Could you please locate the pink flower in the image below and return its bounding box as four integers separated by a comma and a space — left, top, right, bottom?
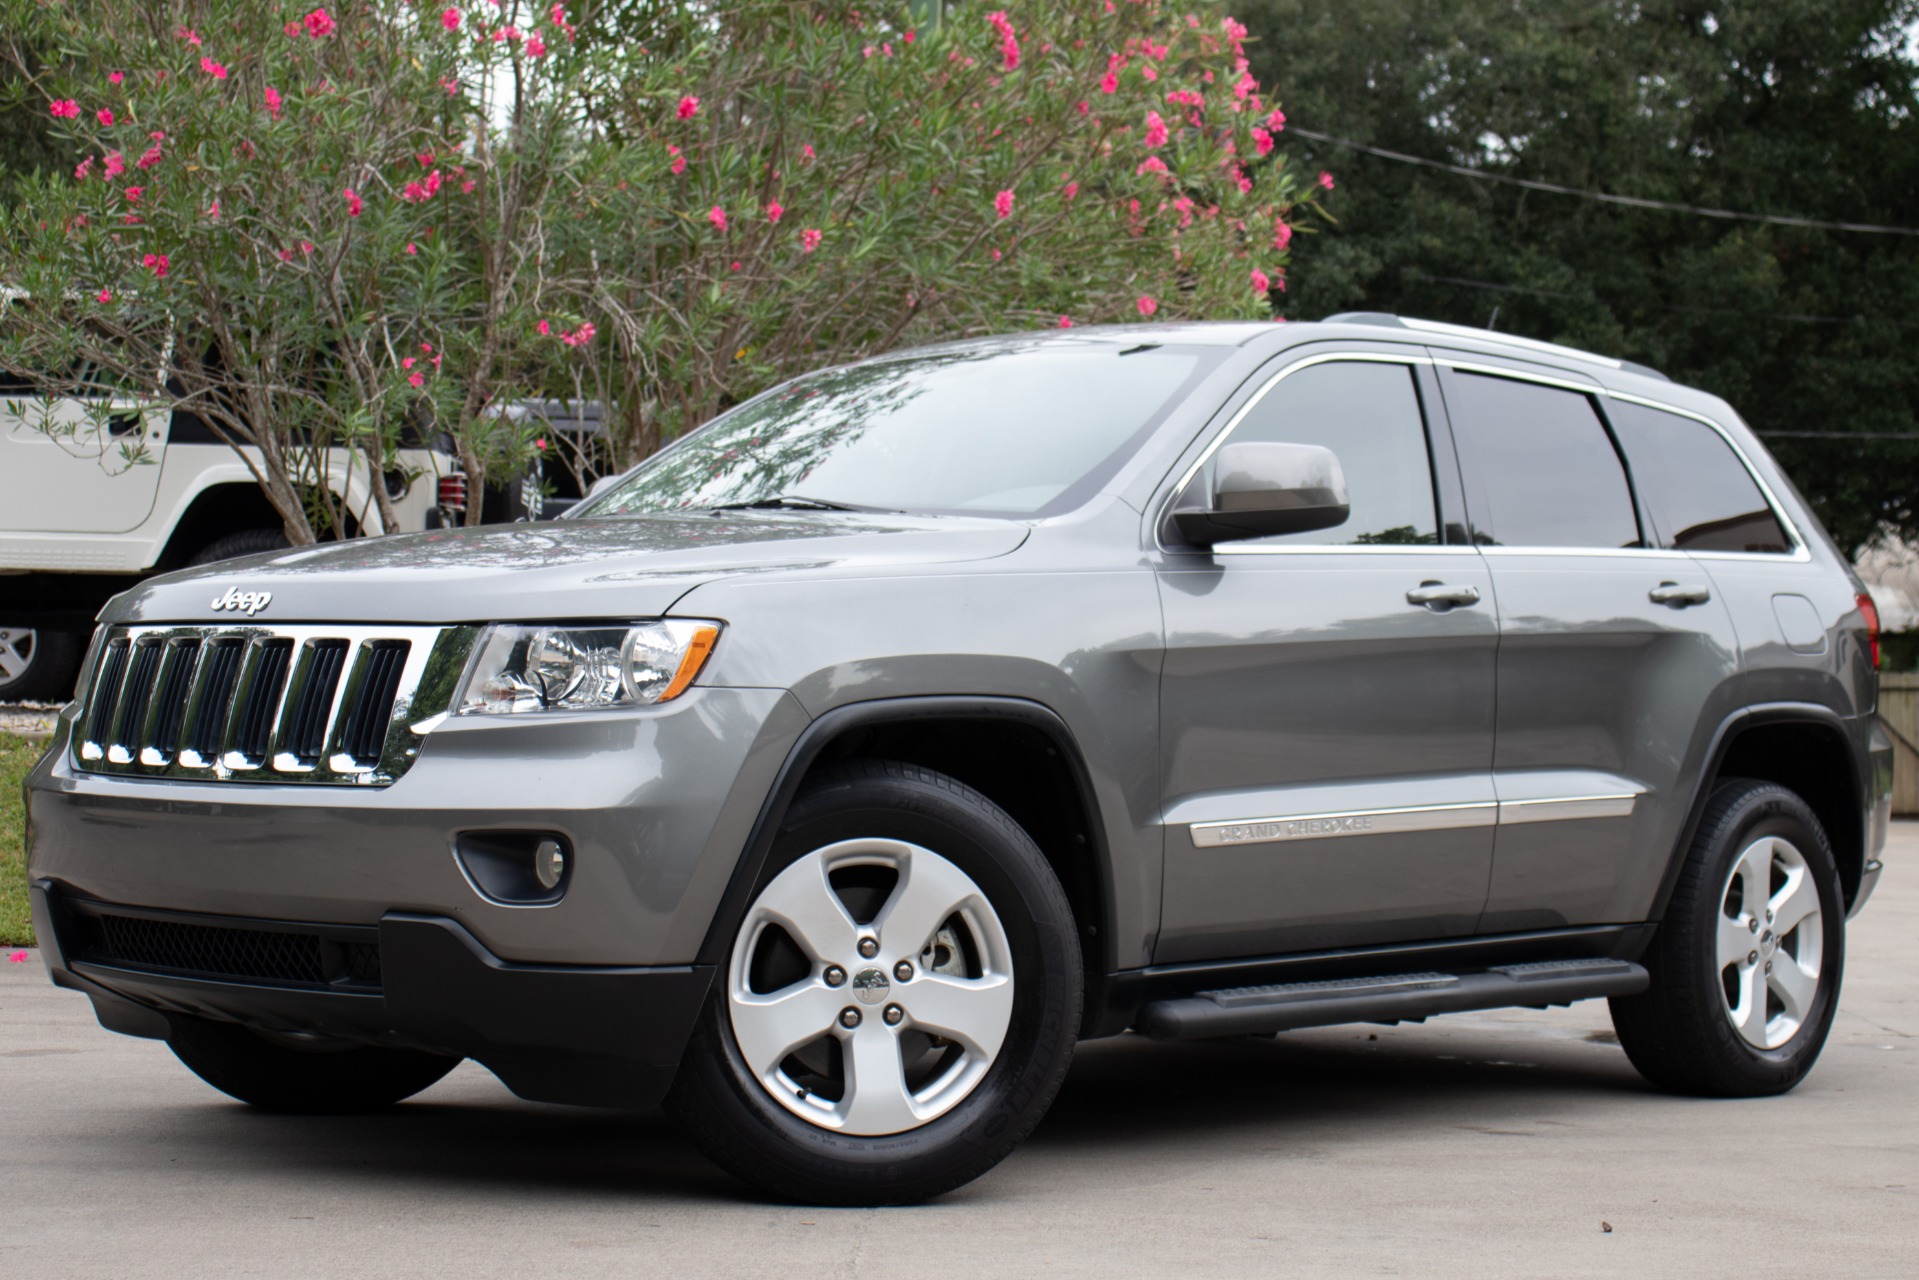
421, 342, 434, 353
677, 95, 699, 120
561, 321, 596, 346
303, 8, 336, 38
96, 108, 114, 126
994, 188, 1014, 218
1251, 126, 1274, 156
108, 71, 124, 85
1273, 218, 1293, 251
1099, 72, 1118, 94
96, 288, 112, 303
708, 205, 728, 231
103, 152, 124, 177
905, 29, 916, 42
1058, 315, 1074, 327
1136, 156, 1169, 177
300, 240, 315, 254
406, 242, 418, 255
987, 10, 1020, 70
1136, 295, 1157, 317
124, 185, 144, 202
1317, 170, 1335, 190
200, 57, 229, 80
205, 200, 220, 219
136, 144, 163, 170
1076, 99, 1089, 115
408, 372, 425, 388
667, 144, 686, 175
535, 437, 547, 450
1166, 89, 1204, 109
801, 143, 815, 163
176, 26, 201, 45
1062, 180, 1079, 200
49, 99, 79, 119
403, 357, 416, 369
264, 86, 283, 119
1266, 107, 1286, 132
6, 950, 26, 964
730, 260, 742, 271
765, 200, 784, 223
536, 319, 551, 336
74, 157, 93, 179
441, 7, 461, 31
1251, 267, 1270, 293
1144, 110, 1168, 149
800, 227, 821, 253
526, 34, 546, 56
344, 188, 363, 217
142, 252, 169, 278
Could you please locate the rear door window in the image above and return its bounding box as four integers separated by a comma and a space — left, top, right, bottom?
1215, 360, 1440, 546
1605, 401, 1791, 553
1444, 371, 1642, 549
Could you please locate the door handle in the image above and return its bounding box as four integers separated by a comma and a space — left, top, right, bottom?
1649, 581, 1712, 607
1406, 581, 1482, 610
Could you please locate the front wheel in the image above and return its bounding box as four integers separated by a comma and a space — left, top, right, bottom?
1610, 779, 1845, 1096
167, 1015, 461, 1113
667, 761, 1082, 1205
0, 625, 82, 701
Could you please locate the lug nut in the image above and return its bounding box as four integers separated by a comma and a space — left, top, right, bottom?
1766, 909, 1774, 923
883, 1004, 904, 1026
894, 960, 914, 982
1749, 918, 1759, 933
840, 1007, 862, 1029
858, 937, 879, 959
824, 965, 847, 988
1765, 961, 1774, 975
1748, 950, 1759, 964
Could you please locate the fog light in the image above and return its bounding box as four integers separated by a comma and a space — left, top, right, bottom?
534, 839, 566, 890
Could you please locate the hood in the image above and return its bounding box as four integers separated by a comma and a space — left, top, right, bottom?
108, 511, 1031, 625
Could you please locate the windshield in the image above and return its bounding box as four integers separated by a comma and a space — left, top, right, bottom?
576, 341, 1221, 519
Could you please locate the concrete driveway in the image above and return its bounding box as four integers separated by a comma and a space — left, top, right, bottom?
5, 827, 1915, 1278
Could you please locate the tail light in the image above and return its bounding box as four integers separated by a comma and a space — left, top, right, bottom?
1857, 592, 1881, 670
437, 473, 468, 513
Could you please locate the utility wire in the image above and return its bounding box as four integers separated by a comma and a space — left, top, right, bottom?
1289, 127, 1919, 237
1402, 268, 1889, 327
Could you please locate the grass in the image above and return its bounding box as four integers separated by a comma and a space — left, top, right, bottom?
1, 732, 43, 947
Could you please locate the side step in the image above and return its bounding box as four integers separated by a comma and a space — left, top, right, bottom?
1134, 958, 1649, 1042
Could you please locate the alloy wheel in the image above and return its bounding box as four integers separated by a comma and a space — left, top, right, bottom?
1717, 835, 1823, 1050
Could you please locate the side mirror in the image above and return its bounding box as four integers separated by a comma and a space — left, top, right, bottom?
1173, 442, 1350, 547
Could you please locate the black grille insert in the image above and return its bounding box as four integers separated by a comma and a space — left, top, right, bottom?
285, 640, 349, 765
87, 639, 131, 747
184, 638, 244, 759
150, 639, 201, 758
232, 639, 293, 763
340, 641, 410, 766
73, 910, 381, 990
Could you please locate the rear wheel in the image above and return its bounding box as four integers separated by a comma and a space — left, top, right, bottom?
1610, 779, 1844, 1096
667, 761, 1081, 1205
166, 1015, 460, 1113
0, 625, 82, 701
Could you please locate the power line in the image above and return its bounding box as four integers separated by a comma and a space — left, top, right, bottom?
1289, 127, 1919, 237
1402, 268, 1888, 326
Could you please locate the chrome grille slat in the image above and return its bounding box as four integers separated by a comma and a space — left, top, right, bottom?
69, 623, 469, 787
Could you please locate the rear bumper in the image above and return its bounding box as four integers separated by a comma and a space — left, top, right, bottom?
1857, 717, 1895, 916
33, 880, 712, 1108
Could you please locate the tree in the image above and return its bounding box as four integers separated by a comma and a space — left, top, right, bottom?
1, 0, 1327, 541
1237, 0, 1919, 553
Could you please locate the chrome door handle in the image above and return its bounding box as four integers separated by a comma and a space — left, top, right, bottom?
1649, 582, 1712, 607
1406, 582, 1482, 610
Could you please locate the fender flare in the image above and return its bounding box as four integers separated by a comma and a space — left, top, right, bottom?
692, 695, 1115, 974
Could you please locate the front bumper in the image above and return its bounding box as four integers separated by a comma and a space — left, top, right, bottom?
32, 882, 709, 1108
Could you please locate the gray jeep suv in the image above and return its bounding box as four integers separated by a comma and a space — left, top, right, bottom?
25, 314, 1894, 1204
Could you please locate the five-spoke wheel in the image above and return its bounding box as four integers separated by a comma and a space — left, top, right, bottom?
669, 761, 1081, 1205
1613, 778, 1844, 1096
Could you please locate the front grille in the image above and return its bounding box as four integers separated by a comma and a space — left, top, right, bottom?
70, 909, 382, 991
73, 623, 469, 785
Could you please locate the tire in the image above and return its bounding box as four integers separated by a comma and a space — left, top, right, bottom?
1610, 778, 1845, 1096
667, 760, 1082, 1205
167, 1015, 461, 1114
188, 528, 290, 566
0, 625, 82, 701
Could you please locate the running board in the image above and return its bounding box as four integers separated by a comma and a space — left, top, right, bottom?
1133, 958, 1649, 1041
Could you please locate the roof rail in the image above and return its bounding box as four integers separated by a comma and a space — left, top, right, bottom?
1320, 312, 1668, 381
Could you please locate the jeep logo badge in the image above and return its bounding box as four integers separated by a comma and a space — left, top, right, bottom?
209, 587, 273, 616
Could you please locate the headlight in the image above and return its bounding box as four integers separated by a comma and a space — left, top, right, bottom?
454, 620, 722, 715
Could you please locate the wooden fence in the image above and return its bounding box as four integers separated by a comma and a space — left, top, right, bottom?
1882, 673, 1919, 816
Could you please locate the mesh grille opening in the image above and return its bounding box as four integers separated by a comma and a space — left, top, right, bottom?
75, 912, 382, 990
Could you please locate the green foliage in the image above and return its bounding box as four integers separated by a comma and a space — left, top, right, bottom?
0, 733, 38, 947
0, 0, 1324, 534
1239, 0, 1919, 553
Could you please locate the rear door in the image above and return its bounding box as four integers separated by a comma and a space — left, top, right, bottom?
1433, 359, 1743, 931
1154, 349, 1500, 962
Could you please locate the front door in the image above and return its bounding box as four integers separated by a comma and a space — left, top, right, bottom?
1433, 361, 1744, 933
1155, 352, 1500, 963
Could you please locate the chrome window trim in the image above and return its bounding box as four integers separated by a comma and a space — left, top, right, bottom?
1153, 350, 1448, 558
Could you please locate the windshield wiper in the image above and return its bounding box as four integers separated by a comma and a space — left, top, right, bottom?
703, 495, 896, 514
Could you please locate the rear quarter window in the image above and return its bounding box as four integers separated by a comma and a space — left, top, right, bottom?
1605, 401, 1791, 554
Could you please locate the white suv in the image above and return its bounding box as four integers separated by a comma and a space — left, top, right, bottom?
1, 375, 454, 699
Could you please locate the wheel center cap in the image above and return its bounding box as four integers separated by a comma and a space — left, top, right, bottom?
851, 967, 891, 1005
